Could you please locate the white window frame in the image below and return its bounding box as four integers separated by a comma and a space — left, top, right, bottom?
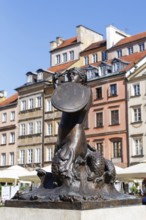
2, 133, 7, 145
133, 107, 141, 122
1, 153, 6, 166
20, 123, 26, 136
63, 52, 67, 62
47, 100, 53, 112
69, 50, 74, 60
9, 152, 14, 165
27, 149, 33, 164
133, 137, 143, 156
10, 132, 15, 144
21, 100, 26, 111
28, 98, 34, 109
46, 146, 52, 161
92, 54, 98, 63
2, 112, 7, 123
36, 121, 41, 134
84, 56, 89, 65
56, 54, 61, 64
19, 150, 25, 164
132, 83, 140, 96
28, 122, 33, 135
36, 96, 42, 108
10, 111, 15, 121
35, 148, 41, 163
47, 123, 52, 135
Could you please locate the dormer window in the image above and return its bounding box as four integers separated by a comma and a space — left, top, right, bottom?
37, 72, 43, 81
128, 46, 133, 55
117, 49, 122, 58
27, 75, 33, 83
63, 53, 67, 62
84, 56, 89, 65
56, 54, 61, 64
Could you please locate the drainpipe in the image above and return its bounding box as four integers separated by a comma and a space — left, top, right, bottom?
125, 77, 130, 167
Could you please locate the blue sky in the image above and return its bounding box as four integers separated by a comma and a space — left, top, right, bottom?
0, 0, 146, 97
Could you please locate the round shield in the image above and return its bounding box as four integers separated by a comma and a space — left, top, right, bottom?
51, 82, 91, 112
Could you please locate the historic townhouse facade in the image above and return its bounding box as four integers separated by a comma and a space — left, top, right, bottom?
0, 93, 18, 168
126, 56, 146, 165
15, 69, 53, 169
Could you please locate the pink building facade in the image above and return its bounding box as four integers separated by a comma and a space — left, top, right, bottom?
85, 73, 128, 168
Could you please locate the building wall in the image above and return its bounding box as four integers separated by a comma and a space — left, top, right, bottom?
85, 75, 128, 167
0, 104, 18, 167
127, 63, 146, 164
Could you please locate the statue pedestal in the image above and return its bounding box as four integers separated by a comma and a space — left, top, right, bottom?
0, 204, 146, 220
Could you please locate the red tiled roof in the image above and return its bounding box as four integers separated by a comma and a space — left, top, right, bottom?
112, 31, 146, 48
0, 93, 18, 107
120, 50, 146, 63
48, 60, 79, 73
81, 40, 106, 53
51, 37, 78, 51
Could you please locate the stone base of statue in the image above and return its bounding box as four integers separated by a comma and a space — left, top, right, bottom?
1, 202, 146, 220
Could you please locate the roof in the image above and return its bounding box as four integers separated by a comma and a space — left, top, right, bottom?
111, 31, 146, 49
0, 93, 18, 107
51, 37, 78, 51
81, 40, 106, 54
48, 59, 79, 72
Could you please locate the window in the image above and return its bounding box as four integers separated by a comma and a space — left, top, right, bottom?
28, 98, 33, 109
9, 152, 14, 165
70, 51, 74, 60
10, 132, 15, 144
37, 72, 43, 81
36, 121, 41, 134
113, 140, 122, 158
27, 75, 33, 83
117, 49, 122, 58
128, 46, 133, 55
27, 149, 33, 164
102, 51, 106, 61
36, 96, 42, 108
133, 107, 141, 122
35, 148, 41, 163
1, 133, 6, 145
56, 55, 60, 64
20, 124, 26, 136
47, 123, 52, 135
28, 122, 33, 135
96, 112, 103, 127
96, 142, 103, 155
63, 53, 67, 62
111, 110, 119, 125
84, 56, 89, 65
133, 137, 143, 156
19, 150, 25, 164
92, 54, 98, 63
139, 43, 145, 52
47, 100, 53, 111
46, 146, 53, 161
2, 113, 7, 123
109, 84, 117, 96
132, 84, 140, 96
1, 153, 6, 166
21, 100, 26, 111
96, 87, 102, 99
10, 111, 15, 121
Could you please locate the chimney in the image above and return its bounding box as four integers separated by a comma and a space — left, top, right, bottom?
0, 90, 7, 103
56, 36, 63, 46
